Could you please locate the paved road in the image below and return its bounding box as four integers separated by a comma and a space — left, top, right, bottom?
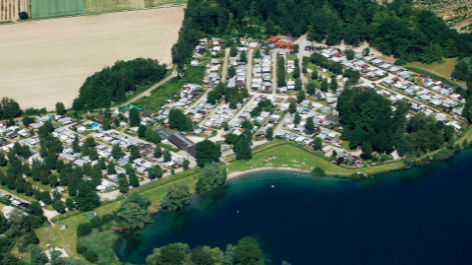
247, 49, 253, 90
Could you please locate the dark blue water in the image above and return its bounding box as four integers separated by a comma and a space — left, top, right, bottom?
115, 148, 472, 265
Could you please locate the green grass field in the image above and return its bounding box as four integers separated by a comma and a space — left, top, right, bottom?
405, 58, 458, 80
144, 0, 186, 8
227, 141, 403, 177
84, 0, 144, 13
31, 0, 85, 19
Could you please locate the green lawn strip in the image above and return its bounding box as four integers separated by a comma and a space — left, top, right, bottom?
134, 66, 206, 112
157, 143, 180, 153
404, 66, 462, 89
145, 0, 187, 8
405, 58, 458, 80
227, 141, 402, 177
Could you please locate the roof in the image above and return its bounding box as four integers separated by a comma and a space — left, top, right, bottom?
168, 133, 196, 157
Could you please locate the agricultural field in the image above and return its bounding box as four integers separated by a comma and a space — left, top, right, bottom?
84, 0, 144, 13
31, 0, 85, 19
0, 7, 184, 109
145, 0, 186, 8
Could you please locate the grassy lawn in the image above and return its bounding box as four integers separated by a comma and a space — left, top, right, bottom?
84, 0, 145, 13
134, 66, 206, 112
227, 141, 403, 177
145, 0, 187, 7
405, 58, 458, 80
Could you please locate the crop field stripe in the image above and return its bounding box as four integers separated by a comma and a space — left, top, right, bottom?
31, 0, 85, 19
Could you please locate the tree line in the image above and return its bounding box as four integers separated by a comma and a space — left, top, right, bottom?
337, 88, 455, 158
172, 0, 462, 67
73, 58, 167, 110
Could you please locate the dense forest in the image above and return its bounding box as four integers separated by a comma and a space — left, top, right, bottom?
73, 58, 167, 110
337, 88, 455, 157
172, 0, 460, 66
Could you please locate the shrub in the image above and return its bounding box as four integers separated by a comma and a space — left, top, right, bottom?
394, 59, 406, 66
433, 149, 453, 161
83, 250, 99, 263
76, 244, 87, 254
76, 223, 92, 237
90, 216, 102, 228
311, 167, 326, 177
101, 214, 114, 224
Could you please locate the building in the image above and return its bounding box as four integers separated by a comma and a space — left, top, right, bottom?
168, 133, 196, 157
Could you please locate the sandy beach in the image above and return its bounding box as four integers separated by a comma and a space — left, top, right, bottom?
0, 6, 183, 109
227, 167, 311, 180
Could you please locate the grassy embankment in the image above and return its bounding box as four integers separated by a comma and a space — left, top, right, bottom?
133, 66, 206, 112
145, 0, 187, 8
226, 139, 403, 177
405, 58, 465, 89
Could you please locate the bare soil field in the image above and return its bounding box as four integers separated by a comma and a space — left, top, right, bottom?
0, 6, 183, 109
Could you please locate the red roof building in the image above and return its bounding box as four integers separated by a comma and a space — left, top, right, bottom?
269, 36, 280, 43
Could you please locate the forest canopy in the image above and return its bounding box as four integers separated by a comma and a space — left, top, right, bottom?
173, 0, 459, 66
73, 58, 167, 110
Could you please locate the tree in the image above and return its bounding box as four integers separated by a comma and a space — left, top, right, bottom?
40, 191, 51, 205
145, 127, 154, 142
230, 46, 238, 57
364, 47, 370, 56
331, 76, 338, 92
361, 143, 373, 159
55, 102, 66, 116
306, 117, 314, 130
0, 153, 7, 167
0, 97, 22, 119
266, 127, 273, 141
117, 203, 151, 230
234, 138, 251, 160
138, 125, 147, 138
297, 90, 306, 103
295, 78, 302, 90
168, 109, 192, 131
107, 161, 116, 174
195, 139, 221, 167
112, 145, 122, 160
146, 243, 190, 265
160, 182, 191, 212
154, 146, 163, 158
130, 146, 140, 162
74, 181, 100, 211
321, 78, 329, 92
66, 197, 74, 211
54, 200, 66, 214
122, 192, 151, 210
463, 139, 470, 149
196, 162, 226, 194
294, 112, 301, 125
346, 49, 355, 60
28, 244, 49, 265
254, 49, 261, 59
129, 171, 139, 188
306, 83, 316, 95
163, 150, 172, 162
233, 237, 263, 265
289, 100, 297, 114
228, 66, 236, 78
314, 137, 322, 150
129, 108, 140, 127
76, 223, 92, 237
29, 201, 43, 216
311, 69, 318, 80
118, 173, 129, 193
183, 159, 190, 171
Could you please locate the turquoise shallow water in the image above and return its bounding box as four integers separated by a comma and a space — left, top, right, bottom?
116, 148, 472, 265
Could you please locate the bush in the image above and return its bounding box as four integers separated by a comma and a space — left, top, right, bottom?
90, 216, 102, 228
394, 59, 406, 66
101, 213, 114, 224
83, 250, 99, 263
433, 149, 453, 161
311, 167, 326, 177
76, 244, 87, 254
76, 223, 92, 237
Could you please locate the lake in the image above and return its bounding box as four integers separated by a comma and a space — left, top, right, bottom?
115, 148, 472, 265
